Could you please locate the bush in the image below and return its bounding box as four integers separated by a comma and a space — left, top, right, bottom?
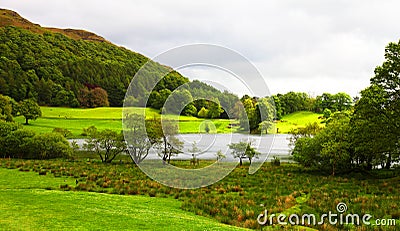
23, 133, 72, 159
0, 120, 21, 137
2, 129, 36, 158
52, 127, 73, 138
271, 156, 281, 166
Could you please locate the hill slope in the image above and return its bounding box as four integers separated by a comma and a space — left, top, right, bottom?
0, 8, 239, 114
0, 8, 188, 107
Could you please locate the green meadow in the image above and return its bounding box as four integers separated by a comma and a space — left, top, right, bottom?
14, 107, 238, 137
14, 107, 321, 137
275, 111, 324, 134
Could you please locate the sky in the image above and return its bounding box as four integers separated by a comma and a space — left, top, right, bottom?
2, 0, 400, 97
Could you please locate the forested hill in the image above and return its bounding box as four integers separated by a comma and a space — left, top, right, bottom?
0, 8, 201, 107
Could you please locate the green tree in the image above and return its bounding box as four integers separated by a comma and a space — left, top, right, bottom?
0, 94, 17, 122
215, 150, 226, 161
84, 129, 126, 163
331, 92, 353, 111
207, 98, 223, 119
369, 39, 400, 168
351, 85, 396, 170
291, 114, 352, 175
124, 113, 152, 164
145, 118, 182, 164
163, 89, 193, 115
18, 99, 42, 125
228, 141, 259, 166
197, 107, 209, 118
323, 108, 332, 119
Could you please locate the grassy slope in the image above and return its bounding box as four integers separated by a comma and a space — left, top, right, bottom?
14, 107, 236, 137
0, 168, 246, 231
275, 111, 323, 134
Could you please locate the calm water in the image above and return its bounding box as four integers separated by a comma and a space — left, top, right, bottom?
71, 133, 293, 162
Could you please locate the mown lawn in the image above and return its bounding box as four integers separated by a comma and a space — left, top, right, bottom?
0, 168, 247, 231
275, 111, 323, 134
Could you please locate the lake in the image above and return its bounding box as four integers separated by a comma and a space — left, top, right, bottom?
70, 133, 293, 162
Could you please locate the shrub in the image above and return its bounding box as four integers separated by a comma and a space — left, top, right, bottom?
52, 127, 73, 138
3, 129, 36, 158
23, 133, 73, 159
271, 156, 281, 166
0, 120, 21, 137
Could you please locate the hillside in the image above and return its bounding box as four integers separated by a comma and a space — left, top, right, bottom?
0, 9, 108, 42
0, 8, 239, 115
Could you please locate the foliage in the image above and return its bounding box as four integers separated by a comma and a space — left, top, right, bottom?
228, 141, 260, 166
78, 87, 109, 108
288, 122, 323, 145
0, 94, 17, 121
146, 118, 183, 164
124, 113, 152, 164
238, 96, 275, 133
369, 39, 400, 168
23, 132, 73, 159
215, 150, 226, 161
52, 127, 72, 138
322, 108, 331, 119
163, 89, 193, 115
18, 98, 42, 124
1, 128, 35, 158
197, 107, 209, 118
271, 156, 281, 166
83, 128, 127, 163
0, 122, 72, 159
292, 114, 352, 175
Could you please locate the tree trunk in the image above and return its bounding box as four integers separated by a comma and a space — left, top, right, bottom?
239, 157, 242, 166
25, 118, 29, 125
385, 153, 392, 169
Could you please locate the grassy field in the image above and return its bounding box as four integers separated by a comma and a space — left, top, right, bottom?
1, 156, 399, 230
14, 107, 323, 137
275, 111, 323, 134
14, 107, 237, 137
0, 168, 247, 230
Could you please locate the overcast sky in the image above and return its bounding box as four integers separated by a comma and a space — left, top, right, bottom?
2, 0, 400, 97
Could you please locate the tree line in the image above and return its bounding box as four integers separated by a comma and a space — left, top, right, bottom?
272, 91, 354, 119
